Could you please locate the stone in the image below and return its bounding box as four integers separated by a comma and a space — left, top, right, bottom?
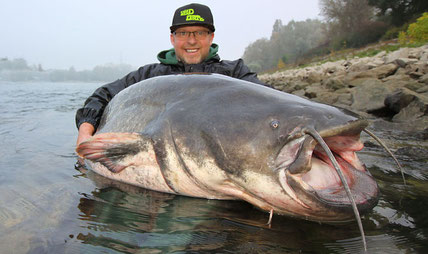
346, 63, 398, 80
384, 88, 417, 113
347, 77, 381, 88
404, 82, 426, 92
374, 51, 387, 58
304, 83, 325, 99
312, 91, 338, 105
419, 73, 428, 85
306, 71, 324, 83
388, 88, 428, 126
335, 92, 352, 106
393, 101, 427, 122
259, 44, 428, 131
395, 58, 418, 68
384, 47, 410, 63
369, 63, 399, 79
323, 76, 346, 90
350, 79, 393, 112
367, 58, 385, 69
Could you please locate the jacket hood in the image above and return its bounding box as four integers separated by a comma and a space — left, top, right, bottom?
157, 43, 219, 65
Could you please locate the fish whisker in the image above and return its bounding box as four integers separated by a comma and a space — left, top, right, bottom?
363, 129, 406, 185
267, 208, 274, 228
304, 127, 367, 252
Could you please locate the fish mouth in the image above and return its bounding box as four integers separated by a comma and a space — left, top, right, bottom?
275, 120, 379, 221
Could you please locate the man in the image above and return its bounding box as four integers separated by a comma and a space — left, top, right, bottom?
76, 3, 265, 146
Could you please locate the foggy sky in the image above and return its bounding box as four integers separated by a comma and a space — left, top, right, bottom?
0, 0, 320, 70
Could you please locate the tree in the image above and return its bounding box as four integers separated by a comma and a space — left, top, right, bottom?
368, 0, 428, 26
242, 19, 325, 72
320, 0, 375, 35
242, 38, 273, 72
320, 0, 387, 48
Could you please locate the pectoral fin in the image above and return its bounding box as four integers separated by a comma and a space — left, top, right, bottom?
76, 132, 151, 173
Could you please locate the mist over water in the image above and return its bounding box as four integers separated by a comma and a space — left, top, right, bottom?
0, 81, 427, 253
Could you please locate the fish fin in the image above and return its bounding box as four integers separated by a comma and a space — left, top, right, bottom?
76, 132, 149, 173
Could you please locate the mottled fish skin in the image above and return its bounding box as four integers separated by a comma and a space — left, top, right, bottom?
77, 73, 379, 222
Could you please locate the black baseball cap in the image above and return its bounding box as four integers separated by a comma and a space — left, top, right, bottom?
170, 3, 215, 33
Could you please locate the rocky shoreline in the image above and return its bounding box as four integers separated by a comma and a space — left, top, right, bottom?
259, 44, 428, 133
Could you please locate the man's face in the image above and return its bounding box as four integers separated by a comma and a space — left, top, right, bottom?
170, 26, 214, 64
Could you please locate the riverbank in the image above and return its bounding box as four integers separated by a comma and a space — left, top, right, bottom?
259, 44, 428, 133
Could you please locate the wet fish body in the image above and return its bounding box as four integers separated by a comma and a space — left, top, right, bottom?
77, 73, 379, 222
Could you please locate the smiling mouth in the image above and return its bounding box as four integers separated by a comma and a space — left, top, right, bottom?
275, 123, 379, 212
186, 49, 198, 53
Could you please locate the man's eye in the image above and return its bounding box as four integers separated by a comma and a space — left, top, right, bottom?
179, 32, 187, 36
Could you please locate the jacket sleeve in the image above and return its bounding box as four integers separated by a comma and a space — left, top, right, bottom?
229, 59, 269, 87
75, 65, 155, 130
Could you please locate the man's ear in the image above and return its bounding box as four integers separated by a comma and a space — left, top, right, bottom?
209, 32, 214, 44
170, 33, 175, 47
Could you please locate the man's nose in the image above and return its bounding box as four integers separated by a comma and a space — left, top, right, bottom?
186, 33, 197, 43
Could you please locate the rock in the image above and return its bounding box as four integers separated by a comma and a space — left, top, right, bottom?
367, 58, 385, 69
347, 57, 372, 72
322, 76, 346, 90
388, 89, 428, 128
416, 85, 428, 93
346, 63, 398, 80
368, 63, 399, 79
384, 88, 417, 113
259, 44, 428, 131
393, 101, 428, 121
409, 47, 426, 59
420, 51, 428, 61
411, 62, 428, 75
335, 91, 353, 106
350, 78, 393, 112
419, 73, 428, 84
405, 82, 426, 92
292, 89, 306, 98
322, 61, 345, 74
374, 51, 387, 58
395, 58, 418, 68
304, 83, 325, 99
347, 77, 381, 87
381, 75, 422, 93
384, 47, 410, 63
312, 91, 338, 105
306, 71, 324, 83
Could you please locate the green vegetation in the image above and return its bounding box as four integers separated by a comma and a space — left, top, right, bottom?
243, 0, 428, 73
399, 12, 428, 44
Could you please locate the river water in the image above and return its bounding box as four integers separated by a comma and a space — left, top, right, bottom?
0, 81, 427, 253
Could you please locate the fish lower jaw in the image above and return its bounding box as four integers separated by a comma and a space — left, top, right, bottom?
301, 157, 350, 190
285, 156, 379, 209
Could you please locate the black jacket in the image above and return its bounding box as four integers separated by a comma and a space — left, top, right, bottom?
75, 44, 265, 130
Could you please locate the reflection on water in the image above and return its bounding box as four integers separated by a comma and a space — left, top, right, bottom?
0, 81, 427, 253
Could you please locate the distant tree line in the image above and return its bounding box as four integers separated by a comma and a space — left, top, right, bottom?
0, 57, 134, 82
243, 0, 428, 73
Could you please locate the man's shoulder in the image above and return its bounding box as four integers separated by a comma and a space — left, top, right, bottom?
136, 62, 172, 73
215, 58, 248, 71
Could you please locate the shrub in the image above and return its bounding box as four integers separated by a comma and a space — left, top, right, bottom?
381, 23, 409, 41
407, 12, 428, 43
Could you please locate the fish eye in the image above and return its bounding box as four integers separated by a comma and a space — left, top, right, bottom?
270, 120, 280, 129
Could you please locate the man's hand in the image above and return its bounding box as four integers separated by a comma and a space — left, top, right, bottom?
76, 122, 95, 147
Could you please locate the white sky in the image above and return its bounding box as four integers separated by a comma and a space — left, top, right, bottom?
0, 0, 320, 70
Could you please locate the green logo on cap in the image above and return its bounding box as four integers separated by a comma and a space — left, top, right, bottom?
181, 8, 194, 16
180, 8, 205, 22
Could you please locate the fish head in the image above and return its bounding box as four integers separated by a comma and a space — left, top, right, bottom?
186, 82, 379, 222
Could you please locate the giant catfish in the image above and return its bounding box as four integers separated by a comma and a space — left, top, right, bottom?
76, 73, 379, 226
